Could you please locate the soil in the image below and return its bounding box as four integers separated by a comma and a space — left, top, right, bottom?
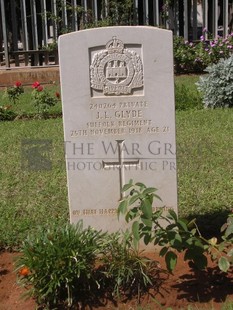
0, 251, 233, 310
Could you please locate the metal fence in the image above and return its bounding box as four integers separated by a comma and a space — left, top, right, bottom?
0, 0, 232, 68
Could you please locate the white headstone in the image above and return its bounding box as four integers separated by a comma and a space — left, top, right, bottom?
59, 26, 177, 232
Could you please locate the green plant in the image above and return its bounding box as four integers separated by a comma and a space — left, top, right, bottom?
0, 105, 16, 121
4, 81, 24, 104
173, 32, 233, 74
117, 180, 233, 273
99, 231, 159, 299
31, 81, 60, 116
196, 55, 233, 108
15, 222, 105, 308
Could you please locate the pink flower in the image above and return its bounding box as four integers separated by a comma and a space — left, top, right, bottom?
32, 81, 40, 89
15, 81, 22, 87
36, 85, 43, 92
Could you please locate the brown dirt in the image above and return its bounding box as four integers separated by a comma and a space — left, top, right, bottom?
0, 251, 233, 310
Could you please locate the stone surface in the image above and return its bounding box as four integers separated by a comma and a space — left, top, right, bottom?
59, 26, 177, 232
0, 67, 59, 87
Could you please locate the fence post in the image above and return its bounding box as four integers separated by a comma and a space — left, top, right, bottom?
203, 0, 208, 40
213, 0, 218, 38
223, 0, 229, 37
153, 0, 159, 26
0, 0, 10, 68
183, 0, 189, 40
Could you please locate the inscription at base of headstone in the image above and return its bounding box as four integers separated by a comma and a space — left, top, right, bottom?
59, 26, 177, 234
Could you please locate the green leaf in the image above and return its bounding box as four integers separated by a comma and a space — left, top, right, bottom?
117, 200, 128, 218
142, 187, 157, 195
160, 247, 168, 257
165, 251, 177, 272
227, 248, 233, 257
218, 257, 230, 273
152, 193, 162, 201
132, 221, 140, 241
225, 221, 233, 237
129, 194, 140, 206
143, 233, 151, 245
141, 216, 152, 228
177, 219, 188, 232
168, 209, 178, 222
141, 199, 152, 219
135, 182, 146, 189
122, 182, 134, 192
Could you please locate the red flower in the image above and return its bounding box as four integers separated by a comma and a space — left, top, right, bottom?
55, 92, 60, 99
32, 81, 40, 89
19, 267, 30, 276
15, 81, 22, 87
36, 85, 43, 92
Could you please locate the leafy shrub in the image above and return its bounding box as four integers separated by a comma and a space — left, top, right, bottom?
196, 55, 233, 108
4, 81, 24, 104
98, 231, 158, 298
15, 222, 105, 308
118, 180, 233, 273
31, 81, 60, 116
15, 222, 158, 308
174, 33, 233, 74
0, 105, 16, 121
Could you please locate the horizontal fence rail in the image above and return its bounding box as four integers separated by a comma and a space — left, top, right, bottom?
0, 0, 233, 68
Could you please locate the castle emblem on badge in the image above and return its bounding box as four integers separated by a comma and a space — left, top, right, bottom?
90, 37, 143, 95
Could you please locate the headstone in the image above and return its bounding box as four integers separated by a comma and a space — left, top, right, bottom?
59, 26, 177, 233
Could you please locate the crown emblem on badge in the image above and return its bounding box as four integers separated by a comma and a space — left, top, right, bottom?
90, 37, 143, 96
106, 37, 124, 54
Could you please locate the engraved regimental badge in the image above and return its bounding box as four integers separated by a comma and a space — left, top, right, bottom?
90, 37, 143, 96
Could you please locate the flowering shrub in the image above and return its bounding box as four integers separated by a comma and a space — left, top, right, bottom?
31, 81, 60, 116
174, 31, 233, 73
15, 222, 156, 308
4, 81, 24, 104
196, 55, 233, 108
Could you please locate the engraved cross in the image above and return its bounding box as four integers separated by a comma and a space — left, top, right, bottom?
102, 140, 139, 200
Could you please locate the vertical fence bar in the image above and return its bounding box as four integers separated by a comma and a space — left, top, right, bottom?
62, 0, 68, 31
192, 0, 198, 40
30, 0, 39, 65
51, 0, 58, 41
213, 0, 218, 38
143, 0, 149, 25
93, 0, 98, 23
153, 0, 159, 26
184, 0, 189, 40
41, 0, 48, 47
105, 0, 108, 18
72, 0, 78, 31
223, 0, 229, 37
81, 0, 87, 25
30, 0, 38, 50
134, 0, 138, 25
20, 0, 29, 51
203, 0, 208, 40
10, 0, 20, 66
0, 0, 10, 68
173, 0, 179, 36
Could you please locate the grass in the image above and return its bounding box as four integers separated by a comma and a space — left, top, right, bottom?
0, 109, 232, 248
0, 75, 232, 248
0, 118, 68, 248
